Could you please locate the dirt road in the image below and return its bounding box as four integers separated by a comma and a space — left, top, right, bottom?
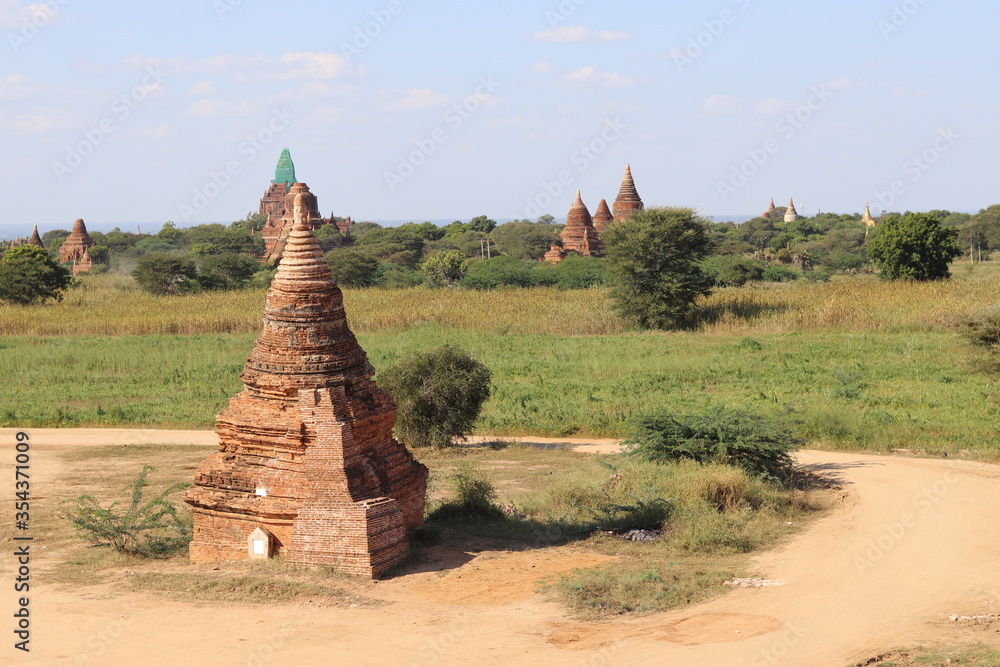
4, 428, 1000, 666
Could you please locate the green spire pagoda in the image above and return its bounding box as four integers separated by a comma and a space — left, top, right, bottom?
272, 148, 296, 185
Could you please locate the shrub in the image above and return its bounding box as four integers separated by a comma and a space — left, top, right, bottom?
380, 345, 492, 448
132, 252, 198, 295
761, 265, 798, 282
427, 467, 506, 523
701, 256, 765, 287
459, 256, 534, 289
61, 465, 191, 557
325, 249, 380, 287
625, 406, 801, 483
823, 250, 866, 272
422, 250, 468, 287
536, 255, 608, 290
867, 212, 963, 280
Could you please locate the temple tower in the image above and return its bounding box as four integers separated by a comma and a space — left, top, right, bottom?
259, 149, 297, 224
184, 220, 428, 577
592, 198, 613, 236
59, 219, 95, 263
784, 198, 800, 223
612, 164, 644, 222
761, 198, 776, 220
559, 191, 603, 258
27, 225, 44, 248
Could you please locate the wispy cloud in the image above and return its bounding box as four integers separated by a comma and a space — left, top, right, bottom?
532, 26, 630, 43
565, 66, 643, 88
379, 88, 450, 112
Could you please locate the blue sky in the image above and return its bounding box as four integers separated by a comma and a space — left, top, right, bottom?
2, 0, 998, 237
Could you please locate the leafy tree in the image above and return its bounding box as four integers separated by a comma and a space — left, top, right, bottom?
350, 221, 382, 239
197, 252, 262, 289
353, 227, 425, 268
867, 212, 962, 280
42, 229, 71, 246
761, 265, 798, 282
229, 211, 267, 233
602, 207, 714, 329
422, 250, 468, 287
399, 221, 446, 241
315, 223, 344, 247
0, 245, 73, 304
325, 249, 380, 287
88, 245, 111, 265
536, 214, 556, 225
459, 256, 534, 289
132, 252, 199, 294
380, 346, 492, 448
490, 221, 559, 260
625, 406, 801, 483
61, 465, 191, 557
468, 215, 498, 234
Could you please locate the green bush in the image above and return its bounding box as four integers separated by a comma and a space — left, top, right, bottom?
427, 467, 506, 523
60, 465, 191, 557
701, 256, 765, 287
823, 250, 866, 272
533, 255, 608, 290
131, 252, 199, 295
459, 256, 534, 289
380, 345, 492, 448
0, 245, 73, 304
761, 265, 798, 282
625, 407, 801, 483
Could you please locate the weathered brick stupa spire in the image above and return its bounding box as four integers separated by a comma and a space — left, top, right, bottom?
560, 190, 603, 257
612, 164, 644, 222
762, 197, 776, 220
784, 197, 800, 223
59, 218, 95, 263
27, 225, 44, 248
185, 219, 428, 577
592, 198, 613, 236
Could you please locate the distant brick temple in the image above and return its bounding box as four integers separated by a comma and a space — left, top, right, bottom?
59, 218, 95, 263
26, 225, 44, 248
612, 164, 644, 222
258, 149, 354, 263
546, 165, 643, 263
184, 219, 427, 578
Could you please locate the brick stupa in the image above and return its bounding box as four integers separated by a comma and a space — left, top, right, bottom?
612, 164, 644, 222
27, 225, 44, 248
59, 218, 95, 263
559, 190, 603, 257
592, 198, 613, 236
185, 218, 428, 577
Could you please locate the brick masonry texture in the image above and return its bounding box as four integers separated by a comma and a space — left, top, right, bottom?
184, 220, 428, 578
59, 218, 95, 263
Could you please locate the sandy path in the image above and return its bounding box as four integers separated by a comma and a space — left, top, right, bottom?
3, 429, 1000, 665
